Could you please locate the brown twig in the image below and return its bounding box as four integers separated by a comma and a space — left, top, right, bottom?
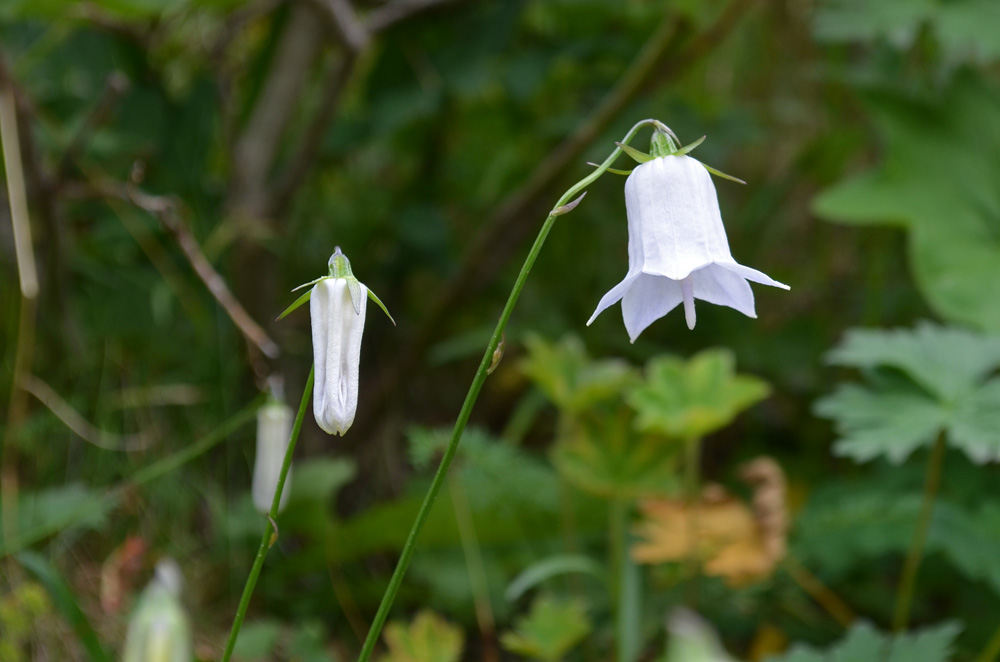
97, 174, 281, 359
353, 0, 760, 439
19, 375, 154, 452
315, 0, 371, 52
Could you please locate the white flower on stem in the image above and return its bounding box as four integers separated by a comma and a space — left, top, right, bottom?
311, 272, 367, 435
588, 147, 788, 342
252, 398, 293, 514
280, 247, 394, 436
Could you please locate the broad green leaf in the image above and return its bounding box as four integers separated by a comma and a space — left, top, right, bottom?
817, 325, 1000, 464
286, 457, 357, 504
500, 596, 590, 662
521, 335, 638, 412
627, 349, 771, 440
827, 322, 1000, 400
813, 73, 1000, 331
814, 383, 947, 464
765, 620, 961, 662
378, 611, 463, 662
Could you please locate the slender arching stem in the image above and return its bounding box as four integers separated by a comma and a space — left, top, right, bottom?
893, 432, 947, 631
355, 119, 661, 662
221, 367, 315, 662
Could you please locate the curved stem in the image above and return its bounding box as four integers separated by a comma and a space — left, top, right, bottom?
355, 119, 660, 662
893, 433, 946, 631
221, 367, 314, 662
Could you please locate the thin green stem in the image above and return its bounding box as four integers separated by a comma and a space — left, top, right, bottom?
974, 621, 1000, 662
0, 401, 257, 559
893, 433, 946, 631
609, 498, 628, 662
221, 367, 314, 662
355, 119, 661, 662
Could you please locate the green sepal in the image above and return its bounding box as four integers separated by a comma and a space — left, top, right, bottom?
674, 135, 706, 157
367, 288, 396, 326
291, 275, 326, 292
587, 162, 633, 176
347, 278, 364, 315
276, 288, 312, 321
701, 162, 746, 185
615, 142, 655, 164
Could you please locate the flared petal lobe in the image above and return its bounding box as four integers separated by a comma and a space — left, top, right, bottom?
589, 154, 788, 340
253, 400, 293, 514
311, 278, 367, 435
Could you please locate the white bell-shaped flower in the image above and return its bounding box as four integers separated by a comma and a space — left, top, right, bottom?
311, 268, 367, 436
588, 154, 788, 341
281, 247, 393, 436
252, 398, 293, 514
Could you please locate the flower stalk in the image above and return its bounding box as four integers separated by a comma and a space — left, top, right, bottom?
221, 367, 314, 662
355, 118, 662, 662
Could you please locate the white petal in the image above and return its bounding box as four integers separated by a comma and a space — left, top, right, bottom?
621, 273, 683, 342
626, 155, 734, 280
690, 265, 756, 318
587, 273, 639, 326
311, 278, 367, 435
717, 261, 790, 290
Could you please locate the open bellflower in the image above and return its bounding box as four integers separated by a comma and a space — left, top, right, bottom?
588, 132, 788, 342
281, 247, 394, 436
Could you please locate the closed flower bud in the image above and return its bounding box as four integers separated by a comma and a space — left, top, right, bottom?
311, 250, 367, 435
122, 559, 192, 662
588, 153, 788, 341
252, 399, 293, 514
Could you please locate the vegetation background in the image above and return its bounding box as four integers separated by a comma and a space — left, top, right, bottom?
2, 0, 999, 660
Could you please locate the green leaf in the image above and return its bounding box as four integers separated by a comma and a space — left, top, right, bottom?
500, 596, 591, 662
287, 457, 357, 504
505, 555, 605, 602
814, 383, 947, 464
368, 287, 397, 326
813, 73, 1000, 331
816, 324, 1000, 464
521, 334, 638, 412
765, 620, 962, 662
627, 349, 771, 440
232, 619, 282, 660
551, 405, 682, 500
378, 611, 464, 662
826, 323, 1000, 400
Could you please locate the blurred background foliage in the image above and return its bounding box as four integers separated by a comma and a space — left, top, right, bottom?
2, 0, 1000, 660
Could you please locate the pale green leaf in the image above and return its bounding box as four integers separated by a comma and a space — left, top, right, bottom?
378, 611, 463, 662
500, 596, 590, 662
627, 349, 771, 440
